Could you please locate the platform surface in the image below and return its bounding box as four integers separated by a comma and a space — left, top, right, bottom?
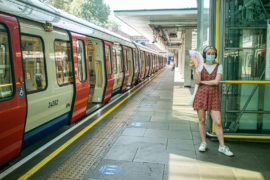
5, 66, 270, 180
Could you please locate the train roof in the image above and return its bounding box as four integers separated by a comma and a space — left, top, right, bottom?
134, 42, 164, 55
0, 0, 136, 48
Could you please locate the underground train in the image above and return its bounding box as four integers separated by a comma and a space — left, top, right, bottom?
0, 0, 166, 166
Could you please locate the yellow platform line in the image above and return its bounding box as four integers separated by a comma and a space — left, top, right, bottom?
18, 69, 165, 180
224, 80, 270, 84
224, 135, 270, 140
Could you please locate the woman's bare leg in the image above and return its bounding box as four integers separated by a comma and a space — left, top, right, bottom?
197, 109, 206, 142
210, 110, 225, 146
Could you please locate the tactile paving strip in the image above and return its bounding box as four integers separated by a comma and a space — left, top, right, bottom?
48, 117, 127, 179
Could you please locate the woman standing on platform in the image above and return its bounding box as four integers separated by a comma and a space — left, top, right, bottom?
192, 46, 234, 156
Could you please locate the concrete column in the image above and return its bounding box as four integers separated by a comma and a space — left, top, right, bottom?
184, 29, 192, 87
180, 38, 185, 76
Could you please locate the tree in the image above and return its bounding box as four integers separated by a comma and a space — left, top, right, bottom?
45, 0, 110, 26
104, 19, 119, 31
46, 0, 71, 12
69, 0, 84, 18
81, 0, 110, 26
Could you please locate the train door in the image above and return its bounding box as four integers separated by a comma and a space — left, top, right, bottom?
132, 48, 138, 86
140, 51, 146, 81
86, 37, 105, 109
121, 46, 129, 92
86, 39, 96, 108
136, 49, 141, 83
70, 32, 90, 122
155, 55, 157, 72
149, 54, 152, 75
112, 43, 123, 96
152, 55, 154, 73
127, 47, 133, 87
0, 13, 26, 165
103, 41, 114, 103
145, 53, 150, 78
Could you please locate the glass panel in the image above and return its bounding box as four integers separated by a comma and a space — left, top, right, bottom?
141, 51, 145, 72
21, 35, 47, 93
225, 29, 266, 49
0, 24, 13, 99
87, 39, 95, 84
124, 49, 128, 72
221, 83, 270, 134
222, 0, 270, 134
224, 49, 265, 80
263, 115, 270, 132
225, 0, 270, 28
133, 50, 137, 72
146, 54, 150, 67
54, 40, 73, 86
113, 50, 117, 74
76, 40, 87, 82
118, 47, 123, 73
105, 45, 112, 75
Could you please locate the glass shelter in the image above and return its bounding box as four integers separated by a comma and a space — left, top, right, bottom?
198, 0, 270, 139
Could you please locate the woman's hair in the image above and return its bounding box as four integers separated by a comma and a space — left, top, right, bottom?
202, 46, 218, 64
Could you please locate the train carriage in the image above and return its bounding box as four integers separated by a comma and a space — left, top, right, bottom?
0, 0, 165, 166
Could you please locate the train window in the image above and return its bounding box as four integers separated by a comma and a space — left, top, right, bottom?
113, 50, 117, 74
141, 51, 145, 70
147, 55, 150, 67
133, 50, 138, 72
86, 39, 95, 82
0, 24, 13, 99
54, 40, 73, 86
105, 45, 112, 75
118, 47, 123, 73
21, 35, 47, 93
76, 40, 87, 82
124, 49, 128, 71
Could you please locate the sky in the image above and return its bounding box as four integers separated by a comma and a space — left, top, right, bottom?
103, 0, 197, 35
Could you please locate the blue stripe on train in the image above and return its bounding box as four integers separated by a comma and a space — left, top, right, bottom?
22, 112, 70, 148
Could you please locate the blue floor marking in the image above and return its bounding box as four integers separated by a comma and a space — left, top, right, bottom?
142, 104, 153, 107
99, 165, 121, 175
131, 122, 145, 127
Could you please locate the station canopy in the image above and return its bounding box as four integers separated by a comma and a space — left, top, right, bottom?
114, 8, 197, 52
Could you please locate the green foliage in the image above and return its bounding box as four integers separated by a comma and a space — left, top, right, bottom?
81, 0, 110, 26
105, 19, 119, 31
47, 0, 110, 26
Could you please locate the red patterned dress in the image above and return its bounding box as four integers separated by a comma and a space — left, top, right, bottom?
193, 65, 220, 111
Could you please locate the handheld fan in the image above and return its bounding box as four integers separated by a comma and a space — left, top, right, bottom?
189, 50, 203, 106
189, 50, 203, 71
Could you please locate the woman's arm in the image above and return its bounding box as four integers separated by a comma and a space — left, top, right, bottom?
201, 73, 222, 85
194, 71, 201, 85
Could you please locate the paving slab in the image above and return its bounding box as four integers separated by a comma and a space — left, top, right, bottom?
144, 129, 193, 139
84, 159, 164, 180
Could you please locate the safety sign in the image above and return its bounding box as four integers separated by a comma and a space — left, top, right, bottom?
18, 86, 24, 97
